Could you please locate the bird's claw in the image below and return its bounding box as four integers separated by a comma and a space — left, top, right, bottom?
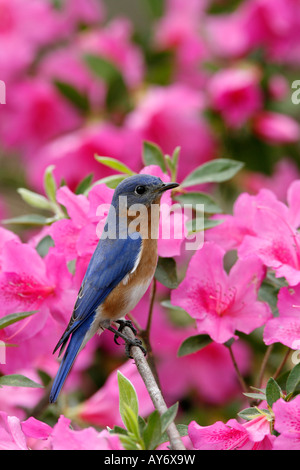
113, 319, 137, 345
125, 338, 147, 359
108, 321, 147, 358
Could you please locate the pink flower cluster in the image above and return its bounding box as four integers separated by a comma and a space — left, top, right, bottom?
0, 0, 299, 198
172, 177, 300, 352
168, 177, 300, 450
189, 394, 300, 450
0, 412, 122, 450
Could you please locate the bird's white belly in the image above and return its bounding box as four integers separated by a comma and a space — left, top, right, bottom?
123, 279, 152, 315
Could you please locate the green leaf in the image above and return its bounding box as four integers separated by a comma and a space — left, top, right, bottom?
266, 377, 282, 407
0, 311, 37, 330
158, 424, 188, 446
286, 363, 300, 395
110, 425, 129, 436
165, 147, 181, 181
84, 54, 129, 112
142, 141, 167, 173
181, 158, 244, 188
142, 410, 161, 450
118, 371, 139, 427
95, 156, 135, 175
0, 374, 43, 388
161, 402, 178, 434
238, 407, 271, 421
75, 173, 94, 195
54, 80, 89, 112
174, 192, 222, 214
90, 174, 127, 190
2, 214, 54, 226
143, 0, 165, 18
36, 235, 55, 257
238, 407, 264, 421
243, 392, 267, 400
17, 188, 53, 211
155, 257, 178, 289
138, 415, 147, 436
44, 165, 57, 203
258, 282, 279, 316
172, 146, 181, 171
160, 300, 195, 327
84, 54, 121, 82
177, 334, 212, 357
122, 404, 140, 439
186, 217, 224, 234
37, 369, 52, 387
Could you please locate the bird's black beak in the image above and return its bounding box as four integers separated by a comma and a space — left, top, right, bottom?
159, 182, 180, 193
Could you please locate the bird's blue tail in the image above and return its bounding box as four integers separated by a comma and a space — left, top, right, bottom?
49, 324, 88, 403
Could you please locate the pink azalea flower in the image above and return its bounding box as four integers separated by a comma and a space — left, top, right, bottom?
130, 298, 251, 405
206, 187, 290, 251
0, 0, 63, 82
207, 67, 263, 128
125, 84, 216, 181
49, 183, 114, 267
188, 415, 274, 450
268, 74, 289, 101
50, 185, 93, 261
238, 182, 300, 286
38, 44, 106, 112
61, 0, 105, 28
245, 0, 300, 65
273, 396, 300, 450
0, 227, 20, 272
252, 112, 300, 144
0, 78, 82, 157
79, 18, 144, 89
0, 411, 30, 450
205, 7, 255, 59
171, 242, 271, 343
263, 284, 300, 349
0, 411, 122, 450
0, 239, 75, 343
208, 182, 300, 286
154, 0, 209, 88
28, 123, 141, 193
0, 411, 53, 450
0, 369, 44, 419
240, 159, 300, 202
49, 415, 122, 450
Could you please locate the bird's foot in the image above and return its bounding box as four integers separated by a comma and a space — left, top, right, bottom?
107, 322, 146, 359
114, 319, 137, 341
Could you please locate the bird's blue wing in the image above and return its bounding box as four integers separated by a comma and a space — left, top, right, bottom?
53, 234, 142, 355
49, 234, 142, 403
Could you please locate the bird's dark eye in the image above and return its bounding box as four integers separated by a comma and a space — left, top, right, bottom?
135, 185, 146, 195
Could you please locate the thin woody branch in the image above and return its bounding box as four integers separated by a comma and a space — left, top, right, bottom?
124, 325, 186, 451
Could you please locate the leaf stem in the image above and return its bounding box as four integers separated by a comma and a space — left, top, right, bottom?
228, 344, 249, 395
257, 344, 274, 388
273, 348, 291, 380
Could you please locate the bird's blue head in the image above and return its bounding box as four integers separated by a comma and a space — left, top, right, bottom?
112, 174, 179, 209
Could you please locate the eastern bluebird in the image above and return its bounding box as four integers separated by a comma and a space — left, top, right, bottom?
49, 174, 179, 403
